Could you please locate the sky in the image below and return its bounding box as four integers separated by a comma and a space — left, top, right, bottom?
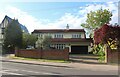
0, 1, 119, 35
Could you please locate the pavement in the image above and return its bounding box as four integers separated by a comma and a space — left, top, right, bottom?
1, 54, 118, 71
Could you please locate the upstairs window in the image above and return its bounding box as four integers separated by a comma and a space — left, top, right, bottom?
54, 34, 63, 38
37, 34, 43, 38
72, 34, 81, 38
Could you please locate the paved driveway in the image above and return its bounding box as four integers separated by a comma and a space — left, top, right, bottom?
69, 54, 100, 64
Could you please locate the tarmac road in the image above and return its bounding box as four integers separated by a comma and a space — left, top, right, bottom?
1, 61, 118, 76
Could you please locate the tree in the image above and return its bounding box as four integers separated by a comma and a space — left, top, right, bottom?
22, 33, 38, 49
36, 35, 52, 50
3, 19, 22, 53
94, 24, 120, 50
93, 24, 120, 62
81, 8, 112, 38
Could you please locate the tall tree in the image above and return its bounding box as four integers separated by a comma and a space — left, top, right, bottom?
81, 8, 112, 38
3, 19, 22, 52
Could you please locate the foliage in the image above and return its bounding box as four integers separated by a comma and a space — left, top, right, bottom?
35, 37, 43, 49
94, 24, 120, 50
3, 19, 22, 52
22, 33, 38, 49
36, 35, 52, 50
81, 8, 112, 38
92, 43, 105, 62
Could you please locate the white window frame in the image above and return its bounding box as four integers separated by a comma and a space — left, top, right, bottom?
54, 34, 63, 38
72, 34, 81, 38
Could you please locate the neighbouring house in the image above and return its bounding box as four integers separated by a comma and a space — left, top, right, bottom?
0, 15, 29, 44
0, 15, 29, 53
32, 24, 92, 54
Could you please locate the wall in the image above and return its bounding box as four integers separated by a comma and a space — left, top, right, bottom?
106, 48, 120, 63
15, 48, 69, 60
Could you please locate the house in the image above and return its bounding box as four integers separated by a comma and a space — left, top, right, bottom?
0, 15, 29, 43
32, 25, 92, 54
0, 15, 29, 33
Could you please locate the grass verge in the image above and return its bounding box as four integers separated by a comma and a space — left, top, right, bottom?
8, 55, 70, 63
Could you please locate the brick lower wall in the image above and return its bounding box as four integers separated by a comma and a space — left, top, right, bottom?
15, 48, 69, 60
107, 48, 120, 63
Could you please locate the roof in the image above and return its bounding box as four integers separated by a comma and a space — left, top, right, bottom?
50, 38, 92, 43
0, 15, 29, 33
32, 29, 85, 33
0, 15, 12, 25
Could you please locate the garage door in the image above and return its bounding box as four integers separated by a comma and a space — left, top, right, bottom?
71, 46, 88, 54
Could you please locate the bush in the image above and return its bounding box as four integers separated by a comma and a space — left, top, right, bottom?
36, 35, 51, 50
92, 43, 105, 62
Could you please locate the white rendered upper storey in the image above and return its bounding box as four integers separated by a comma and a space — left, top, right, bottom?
32, 29, 86, 39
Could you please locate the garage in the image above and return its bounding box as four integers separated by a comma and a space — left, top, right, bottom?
71, 46, 88, 54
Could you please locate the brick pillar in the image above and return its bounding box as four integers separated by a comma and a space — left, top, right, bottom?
107, 47, 119, 63
64, 47, 69, 60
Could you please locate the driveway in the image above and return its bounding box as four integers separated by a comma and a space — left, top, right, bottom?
69, 54, 100, 64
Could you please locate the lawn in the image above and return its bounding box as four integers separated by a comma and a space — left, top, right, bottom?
8, 54, 70, 63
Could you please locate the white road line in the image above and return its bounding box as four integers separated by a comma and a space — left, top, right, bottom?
2, 71, 23, 75
2, 68, 61, 75
21, 70, 60, 75
3, 68, 19, 71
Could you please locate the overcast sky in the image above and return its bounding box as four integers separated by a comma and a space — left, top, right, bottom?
0, 1, 118, 33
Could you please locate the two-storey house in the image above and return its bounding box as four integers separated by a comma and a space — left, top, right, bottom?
0, 15, 29, 44
32, 25, 92, 54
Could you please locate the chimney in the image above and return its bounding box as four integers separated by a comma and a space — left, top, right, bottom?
66, 24, 69, 30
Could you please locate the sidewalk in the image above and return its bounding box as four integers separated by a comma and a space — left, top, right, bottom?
1, 54, 118, 71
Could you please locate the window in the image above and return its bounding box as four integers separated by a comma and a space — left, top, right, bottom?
54, 34, 63, 38
50, 44, 65, 50
72, 34, 81, 38
37, 34, 43, 38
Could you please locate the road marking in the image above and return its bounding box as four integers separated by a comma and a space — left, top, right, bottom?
2, 68, 23, 75
2, 71, 23, 75
21, 69, 60, 75
2, 68, 61, 75
3, 68, 19, 71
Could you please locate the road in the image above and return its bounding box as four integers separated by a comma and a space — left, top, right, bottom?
1, 61, 118, 77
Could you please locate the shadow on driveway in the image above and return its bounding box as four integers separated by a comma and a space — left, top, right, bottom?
69, 54, 106, 65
